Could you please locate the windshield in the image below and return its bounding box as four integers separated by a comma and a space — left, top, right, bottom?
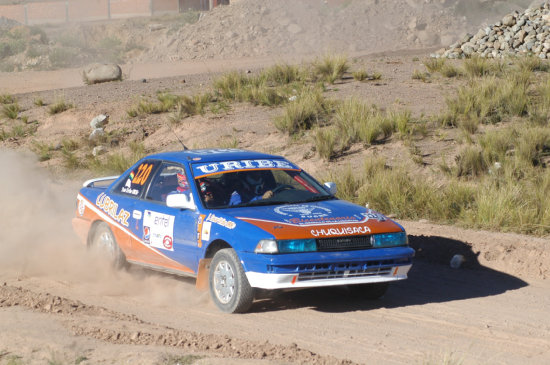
191, 160, 333, 209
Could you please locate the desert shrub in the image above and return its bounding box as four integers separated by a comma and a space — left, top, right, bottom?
0, 38, 25, 59
312, 54, 349, 84
213, 71, 287, 106
0, 94, 15, 104
440, 63, 462, 78
478, 127, 515, 164
334, 98, 395, 146
48, 99, 73, 114
49, 47, 79, 69
392, 110, 412, 137
352, 69, 368, 81
263, 63, 306, 84
412, 69, 430, 82
463, 56, 505, 77
423, 58, 445, 73
89, 141, 146, 174
517, 55, 549, 72
315, 127, 338, 161
274, 88, 331, 135
455, 145, 487, 178
169, 93, 211, 124
31, 140, 53, 161
445, 71, 530, 125
97, 36, 124, 63
516, 127, 550, 166
1, 103, 21, 119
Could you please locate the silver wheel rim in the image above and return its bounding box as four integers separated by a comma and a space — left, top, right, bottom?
96, 230, 117, 260
213, 260, 236, 304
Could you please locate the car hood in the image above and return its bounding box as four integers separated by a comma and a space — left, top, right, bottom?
221, 199, 403, 240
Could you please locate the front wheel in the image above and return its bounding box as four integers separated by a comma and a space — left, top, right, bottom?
209, 248, 254, 313
347, 282, 389, 299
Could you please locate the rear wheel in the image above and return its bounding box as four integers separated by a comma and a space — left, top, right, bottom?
209, 248, 254, 313
347, 282, 389, 299
91, 222, 126, 269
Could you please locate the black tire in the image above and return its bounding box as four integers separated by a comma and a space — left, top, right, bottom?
347, 282, 389, 300
209, 248, 254, 313
90, 222, 126, 269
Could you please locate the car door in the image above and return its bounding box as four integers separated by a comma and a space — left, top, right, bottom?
129, 162, 200, 274
109, 159, 161, 259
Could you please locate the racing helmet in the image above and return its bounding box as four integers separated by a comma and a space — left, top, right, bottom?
245, 170, 265, 195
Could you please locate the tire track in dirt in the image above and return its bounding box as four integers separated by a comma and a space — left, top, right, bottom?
0, 283, 356, 365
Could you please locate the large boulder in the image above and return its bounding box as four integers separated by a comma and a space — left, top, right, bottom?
82, 63, 122, 84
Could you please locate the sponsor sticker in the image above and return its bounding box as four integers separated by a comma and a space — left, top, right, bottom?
206, 213, 236, 229
201, 221, 212, 242
95, 193, 130, 227
143, 210, 175, 251
310, 226, 371, 237
163, 235, 173, 250
132, 210, 142, 220
192, 159, 299, 177
197, 214, 206, 247
143, 226, 150, 243
274, 204, 332, 219
78, 198, 85, 216
362, 209, 387, 222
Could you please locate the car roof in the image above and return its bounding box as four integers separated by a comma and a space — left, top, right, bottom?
144, 149, 284, 164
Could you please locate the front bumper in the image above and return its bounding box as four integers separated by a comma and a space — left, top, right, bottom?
239, 246, 414, 290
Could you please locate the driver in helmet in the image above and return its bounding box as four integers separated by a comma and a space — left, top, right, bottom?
229, 170, 273, 206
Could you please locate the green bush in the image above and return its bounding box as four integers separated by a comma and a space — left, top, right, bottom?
312, 54, 349, 84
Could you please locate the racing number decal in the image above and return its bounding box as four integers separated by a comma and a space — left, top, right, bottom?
133, 163, 153, 185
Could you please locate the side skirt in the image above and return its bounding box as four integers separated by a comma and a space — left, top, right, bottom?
127, 259, 198, 279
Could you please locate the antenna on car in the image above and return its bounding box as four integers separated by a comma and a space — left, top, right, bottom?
168, 122, 189, 150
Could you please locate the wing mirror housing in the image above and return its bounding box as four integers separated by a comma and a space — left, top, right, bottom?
324, 182, 337, 195
166, 193, 196, 211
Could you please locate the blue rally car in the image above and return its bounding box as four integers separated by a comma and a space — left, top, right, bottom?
72, 149, 414, 313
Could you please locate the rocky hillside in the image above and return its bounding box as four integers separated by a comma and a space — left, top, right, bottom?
436, 1, 550, 58
0, 0, 538, 71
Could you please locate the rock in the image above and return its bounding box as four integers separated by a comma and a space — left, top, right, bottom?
82, 63, 122, 85
90, 114, 109, 129
89, 128, 105, 142
461, 42, 475, 56
502, 14, 516, 27
92, 146, 107, 156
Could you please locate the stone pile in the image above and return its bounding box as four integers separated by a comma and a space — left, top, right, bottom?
435, 2, 550, 59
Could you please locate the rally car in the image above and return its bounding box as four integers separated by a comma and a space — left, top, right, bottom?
72, 149, 414, 313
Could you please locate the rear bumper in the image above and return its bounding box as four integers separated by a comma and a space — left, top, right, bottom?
246, 264, 411, 289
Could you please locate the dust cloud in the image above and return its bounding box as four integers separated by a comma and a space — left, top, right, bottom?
0, 150, 200, 306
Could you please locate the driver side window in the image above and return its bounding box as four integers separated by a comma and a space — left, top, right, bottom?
146, 164, 189, 203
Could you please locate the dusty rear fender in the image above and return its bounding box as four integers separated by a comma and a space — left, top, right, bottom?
72, 217, 92, 246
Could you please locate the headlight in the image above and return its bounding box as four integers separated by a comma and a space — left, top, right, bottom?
278, 239, 317, 253
371, 232, 408, 248
254, 238, 317, 254
255, 239, 278, 254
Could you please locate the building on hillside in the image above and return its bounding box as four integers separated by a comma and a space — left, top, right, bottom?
0, 0, 230, 25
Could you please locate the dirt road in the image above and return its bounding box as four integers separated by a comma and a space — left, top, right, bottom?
1, 246, 549, 364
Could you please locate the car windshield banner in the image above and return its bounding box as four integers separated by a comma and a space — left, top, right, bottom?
192, 159, 300, 178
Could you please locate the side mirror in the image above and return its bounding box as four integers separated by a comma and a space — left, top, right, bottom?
166, 193, 196, 211
324, 182, 337, 195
